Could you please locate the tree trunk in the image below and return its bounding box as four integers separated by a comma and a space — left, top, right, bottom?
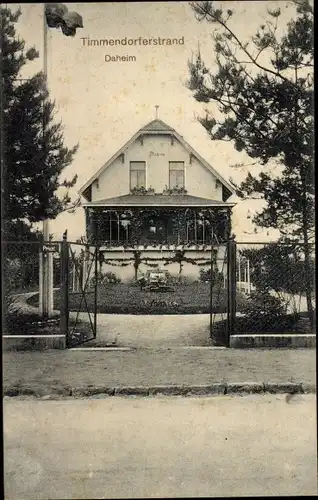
300, 168, 315, 331
134, 264, 138, 281
302, 224, 314, 331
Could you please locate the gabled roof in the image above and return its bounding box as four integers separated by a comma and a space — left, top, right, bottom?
82, 194, 235, 207
140, 119, 175, 132
79, 118, 235, 198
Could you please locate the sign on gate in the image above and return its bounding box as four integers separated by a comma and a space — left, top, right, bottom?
42, 243, 59, 253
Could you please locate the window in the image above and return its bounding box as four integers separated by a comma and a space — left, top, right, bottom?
169, 162, 185, 189
130, 161, 146, 189
102, 211, 131, 244
108, 211, 120, 242
186, 210, 212, 244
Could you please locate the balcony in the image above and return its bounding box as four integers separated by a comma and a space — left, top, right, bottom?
85, 206, 231, 248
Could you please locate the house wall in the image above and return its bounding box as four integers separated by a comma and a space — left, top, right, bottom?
91, 155, 126, 200
91, 134, 223, 201
99, 247, 227, 283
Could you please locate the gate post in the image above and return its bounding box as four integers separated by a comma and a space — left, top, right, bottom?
209, 243, 214, 335
227, 238, 237, 347
39, 236, 44, 317
60, 231, 69, 342
94, 246, 99, 338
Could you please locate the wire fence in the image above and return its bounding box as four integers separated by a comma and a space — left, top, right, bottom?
2, 241, 42, 296
234, 241, 316, 334
3, 239, 316, 340
2, 239, 97, 337
3, 240, 42, 334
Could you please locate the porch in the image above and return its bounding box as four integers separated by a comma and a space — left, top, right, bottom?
84, 194, 234, 249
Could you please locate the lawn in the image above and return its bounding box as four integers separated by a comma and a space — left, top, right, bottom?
28, 282, 248, 315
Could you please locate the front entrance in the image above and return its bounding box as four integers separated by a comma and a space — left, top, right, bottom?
58, 236, 235, 349
59, 237, 99, 348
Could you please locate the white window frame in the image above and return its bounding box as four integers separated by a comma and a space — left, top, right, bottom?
169, 161, 185, 189
129, 161, 147, 190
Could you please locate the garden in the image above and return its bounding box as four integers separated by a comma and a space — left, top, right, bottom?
211, 241, 316, 345
27, 276, 248, 315
212, 289, 315, 346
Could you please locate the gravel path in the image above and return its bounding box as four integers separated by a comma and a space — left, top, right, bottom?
82, 313, 221, 347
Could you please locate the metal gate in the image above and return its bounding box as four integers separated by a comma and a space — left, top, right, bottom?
60, 235, 99, 348
209, 239, 236, 346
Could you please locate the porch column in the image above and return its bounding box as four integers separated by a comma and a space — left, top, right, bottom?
214, 208, 230, 243
206, 208, 216, 243
130, 208, 142, 246
226, 208, 232, 240
85, 208, 97, 244
177, 208, 187, 245
94, 209, 103, 244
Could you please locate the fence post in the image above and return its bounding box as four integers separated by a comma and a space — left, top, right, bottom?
39, 238, 44, 316
94, 246, 98, 338
227, 238, 237, 347
238, 252, 241, 292
209, 243, 214, 335
48, 251, 54, 314
247, 258, 251, 295
60, 232, 69, 341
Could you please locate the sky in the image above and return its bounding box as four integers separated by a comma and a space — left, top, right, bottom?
10, 0, 299, 242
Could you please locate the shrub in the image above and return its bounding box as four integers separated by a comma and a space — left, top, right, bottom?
91, 271, 121, 286
199, 268, 224, 284
241, 290, 288, 318
104, 271, 121, 283
210, 290, 301, 343
241, 290, 287, 328
212, 313, 303, 340
3, 310, 59, 334
165, 273, 192, 286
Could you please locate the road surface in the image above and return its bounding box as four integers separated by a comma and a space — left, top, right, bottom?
4, 394, 317, 499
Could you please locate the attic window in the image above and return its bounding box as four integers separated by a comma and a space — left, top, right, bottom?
189, 153, 194, 164
222, 185, 232, 202
169, 161, 185, 189
94, 179, 99, 189
130, 161, 146, 189
215, 180, 221, 188
140, 135, 144, 146
82, 185, 92, 201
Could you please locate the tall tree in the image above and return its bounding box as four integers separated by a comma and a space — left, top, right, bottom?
186, 0, 314, 327
1, 6, 78, 241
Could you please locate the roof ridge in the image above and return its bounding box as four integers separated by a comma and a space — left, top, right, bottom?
140, 119, 175, 132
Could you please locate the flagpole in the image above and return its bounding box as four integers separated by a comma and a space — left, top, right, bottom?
43, 3, 49, 244
39, 3, 84, 317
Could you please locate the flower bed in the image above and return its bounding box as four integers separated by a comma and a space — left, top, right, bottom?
4, 313, 61, 335
27, 282, 248, 315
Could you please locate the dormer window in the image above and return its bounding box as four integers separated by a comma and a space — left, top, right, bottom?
169, 161, 185, 189
130, 161, 146, 189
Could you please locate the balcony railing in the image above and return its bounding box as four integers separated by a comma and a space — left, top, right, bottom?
89, 237, 225, 249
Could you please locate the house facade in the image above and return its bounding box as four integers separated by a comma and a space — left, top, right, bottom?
79, 118, 236, 281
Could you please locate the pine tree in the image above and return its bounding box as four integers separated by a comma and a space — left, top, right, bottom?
1, 6, 78, 241
186, 0, 314, 327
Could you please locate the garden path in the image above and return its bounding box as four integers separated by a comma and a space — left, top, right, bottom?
73, 313, 225, 348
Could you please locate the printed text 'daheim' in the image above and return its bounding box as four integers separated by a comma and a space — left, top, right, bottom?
105, 54, 137, 63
